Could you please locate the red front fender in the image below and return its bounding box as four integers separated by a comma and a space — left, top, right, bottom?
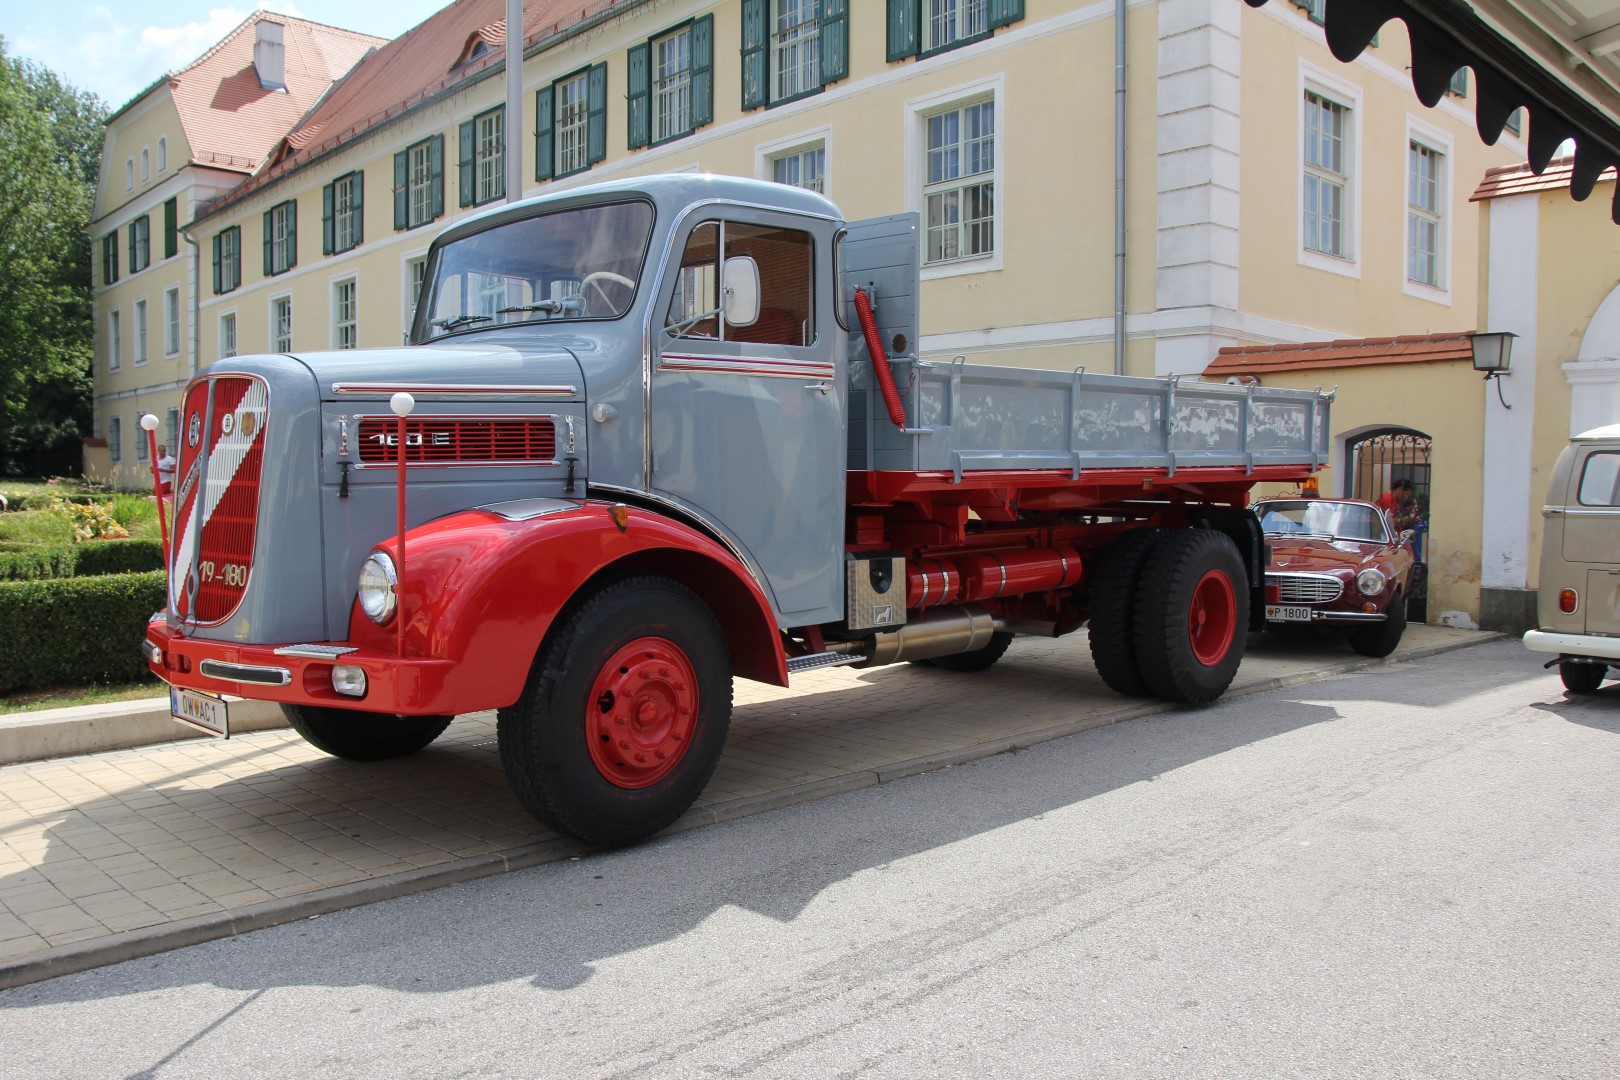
348, 501, 789, 711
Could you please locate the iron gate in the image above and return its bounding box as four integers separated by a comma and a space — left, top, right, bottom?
1349, 429, 1432, 621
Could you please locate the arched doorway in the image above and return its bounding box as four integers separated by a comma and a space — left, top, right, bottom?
1347, 428, 1432, 622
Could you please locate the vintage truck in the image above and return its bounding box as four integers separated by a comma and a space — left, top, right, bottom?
144, 174, 1332, 845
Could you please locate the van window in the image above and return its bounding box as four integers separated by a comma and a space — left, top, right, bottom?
1577, 452, 1620, 506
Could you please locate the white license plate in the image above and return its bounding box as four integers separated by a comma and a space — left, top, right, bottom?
170, 687, 229, 737
1266, 605, 1313, 623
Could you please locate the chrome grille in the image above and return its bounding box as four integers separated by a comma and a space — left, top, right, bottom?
357, 416, 557, 465
1269, 572, 1343, 604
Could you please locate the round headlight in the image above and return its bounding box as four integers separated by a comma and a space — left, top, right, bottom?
358, 552, 398, 623
1356, 568, 1387, 597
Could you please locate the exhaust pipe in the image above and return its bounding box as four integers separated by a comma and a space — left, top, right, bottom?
831, 606, 1057, 668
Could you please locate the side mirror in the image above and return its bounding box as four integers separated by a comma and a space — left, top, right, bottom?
722, 256, 760, 328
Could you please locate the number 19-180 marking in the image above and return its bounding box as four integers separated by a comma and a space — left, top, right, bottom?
199, 560, 248, 587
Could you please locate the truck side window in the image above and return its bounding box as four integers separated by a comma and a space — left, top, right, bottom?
665, 220, 814, 346
1578, 452, 1620, 506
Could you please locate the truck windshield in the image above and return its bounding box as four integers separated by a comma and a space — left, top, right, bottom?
419, 200, 654, 339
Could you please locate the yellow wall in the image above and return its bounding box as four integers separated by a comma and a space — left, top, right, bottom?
95, 94, 190, 221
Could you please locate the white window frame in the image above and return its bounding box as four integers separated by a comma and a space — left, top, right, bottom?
403, 252, 429, 340
218, 226, 241, 293
332, 172, 361, 254
758, 127, 831, 196
906, 75, 1004, 280
554, 71, 591, 177
1403, 115, 1453, 304
407, 139, 435, 228
1297, 64, 1363, 279
107, 309, 121, 372
219, 310, 238, 359
332, 276, 359, 350
922, 0, 990, 54
108, 415, 122, 463
157, 137, 167, 173
136, 421, 149, 461
165, 407, 179, 456
269, 201, 295, 275
475, 107, 504, 205
270, 293, 293, 353
652, 25, 694, 144
771, 0, 822, 103
133, 298, 149, 366
163, 286, 181, 356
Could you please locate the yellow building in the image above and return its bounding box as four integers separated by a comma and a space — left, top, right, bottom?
87, 12, 384, 487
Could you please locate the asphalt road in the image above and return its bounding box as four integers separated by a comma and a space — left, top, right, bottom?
1, 638, 1617, 1079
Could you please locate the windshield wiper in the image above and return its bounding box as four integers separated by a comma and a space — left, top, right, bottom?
498, 300, 578, 317
430, 314, 493, 331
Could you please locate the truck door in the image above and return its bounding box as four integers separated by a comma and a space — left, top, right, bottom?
650, 212, 844, 627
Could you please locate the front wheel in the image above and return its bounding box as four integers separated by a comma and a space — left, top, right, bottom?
1560, 660, 1607, 694
1132, 530, 1249, 704
497, 576, 732, 846
1347, 592, 1407, 658
281, 705, 451, 761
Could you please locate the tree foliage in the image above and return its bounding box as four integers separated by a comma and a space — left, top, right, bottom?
0, 37, 107, 477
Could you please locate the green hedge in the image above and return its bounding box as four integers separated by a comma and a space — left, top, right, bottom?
0, 539, 165, 582
0, 571, 166, 694
0, 492, 109, 511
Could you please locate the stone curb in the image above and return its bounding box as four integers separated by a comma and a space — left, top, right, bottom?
0, 697, 289, 767
0, 630, 1507, 990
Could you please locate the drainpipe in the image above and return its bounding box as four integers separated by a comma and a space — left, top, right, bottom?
182, 225, 200, 377
505, 0, 524, 203
1114, 0, 1127, 377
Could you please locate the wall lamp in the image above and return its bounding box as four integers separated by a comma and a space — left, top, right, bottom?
1470, 330, 1516, 409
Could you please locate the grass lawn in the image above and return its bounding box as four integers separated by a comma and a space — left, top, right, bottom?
1, 678, 167, 714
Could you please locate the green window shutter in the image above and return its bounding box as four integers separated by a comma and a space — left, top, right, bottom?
103, 233, 117, 284
888, 0, 920, 62
230, 227, 241, 289
627, 41, 650, 149
352, 171, 364, 246
211, 234, 222, 294
988, 0, 1024, 30
393, 150, 409, 230
741, 0, 766, 110
821, 0, 850, 85
430, 134, 445, 218
285, 202, 297, 270
127, 223, 136, 272
458, 120, 475, 207
322, 182, 335, 255
534, 85, 555, 181
163, 198, 177, 259
587, 63, 608, 165
262, 210, 273, 277
691, 15, 714, 129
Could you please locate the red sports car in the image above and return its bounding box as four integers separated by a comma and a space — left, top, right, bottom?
1255, 497, 1418, 657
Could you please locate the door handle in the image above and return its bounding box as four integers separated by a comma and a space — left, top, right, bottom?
804, 382, 834, 396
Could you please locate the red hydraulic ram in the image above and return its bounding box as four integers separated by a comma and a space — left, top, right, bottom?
907, 545, 1082, 608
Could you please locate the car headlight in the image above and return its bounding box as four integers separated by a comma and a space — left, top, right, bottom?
1356, 568, 1387, 597
358, 552, 398, 624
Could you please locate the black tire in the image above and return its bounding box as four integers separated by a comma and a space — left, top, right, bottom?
1132, 529, 1250, 705
1560, 660, 1606, 694
913, 632, 1014, 673
1088, 529, 1167, 697
1347, 591, 1407, 658
281, 704, 451, 761
496, 576, 732, 846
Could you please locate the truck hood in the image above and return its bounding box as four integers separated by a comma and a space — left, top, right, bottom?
295, 342, 586, 403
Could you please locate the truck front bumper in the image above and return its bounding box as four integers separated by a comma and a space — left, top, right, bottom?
1523, 629, 1620, 662
145, 617, 460, 716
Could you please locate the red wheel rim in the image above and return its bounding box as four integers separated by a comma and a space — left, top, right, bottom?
1187, 569, 1237, 666
585, 637, 699, 789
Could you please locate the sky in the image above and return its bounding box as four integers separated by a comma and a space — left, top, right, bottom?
2, 1, 450, 108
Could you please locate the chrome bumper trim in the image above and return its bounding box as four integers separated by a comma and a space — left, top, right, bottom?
198, 659, 294, 686
1523, 629, 1620, 660
273, 644, 360, 660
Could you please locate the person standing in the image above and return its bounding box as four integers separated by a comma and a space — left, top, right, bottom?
155, 444, 176, 498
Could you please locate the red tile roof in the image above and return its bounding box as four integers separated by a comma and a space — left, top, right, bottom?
200, 0, 631, 218
1204, 333, 1475, 376
167, 13, 386, 174
1472, 155, 1618, 201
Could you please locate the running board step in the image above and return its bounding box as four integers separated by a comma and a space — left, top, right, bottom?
786, 651, 864, 674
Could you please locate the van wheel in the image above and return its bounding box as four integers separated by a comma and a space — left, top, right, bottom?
281, 705, 451, 761
1088, 529, 1166, 697
1132, 530, 1249, 704
1560, 660, 1606, 694
1347, 592, 1407, 658
497, 576, 732, 846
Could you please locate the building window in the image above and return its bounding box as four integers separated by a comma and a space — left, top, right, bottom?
395, 135, 444, 230
1292, 0, 1326, 24
459, 107, 504, 207
923, 98, 995, 265
628, 17, 713, 149
771, 142, 826, 192
137, 424, 149, 462
140, 148, 150, 183
1407, 140, 1444, 288
157, 137, 167, 173
557, 72, 589, 175
1303, 90, 1350, 259
323, 171, 364, 255
743, 0, 847, 109
537, 65, 608, 182
133, 299, 148, 365
271, 296, 292, 353
1448, 69, 1468, 97
124, 159, 133, 192
108, 416, 122, 463
102, 232, 119, 285
213, 226, 241, 294
333, 279, 358, 349
128, 215, 151, 273
1505, 109, 1523, 137
108, 310, 121, 372
165, 407, 179, 456
888, 0, 1020, 61
220, 312, 237, 358
164, 286, 181, 356
773, 0, 820, 102
406, 256, 427, 333
265, 200, 297, 275
654, 28, 693, 143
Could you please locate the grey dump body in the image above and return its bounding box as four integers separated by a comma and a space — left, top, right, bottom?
190, 175, 1329, 645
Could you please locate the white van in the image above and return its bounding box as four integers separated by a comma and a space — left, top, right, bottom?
1524, 424, 1620, 691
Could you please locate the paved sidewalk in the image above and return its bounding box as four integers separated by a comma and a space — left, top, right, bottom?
0, 624, 1497, 987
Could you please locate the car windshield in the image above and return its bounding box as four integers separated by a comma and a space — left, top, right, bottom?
1258, 500, 1388, 543
417, 200, 654, 340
